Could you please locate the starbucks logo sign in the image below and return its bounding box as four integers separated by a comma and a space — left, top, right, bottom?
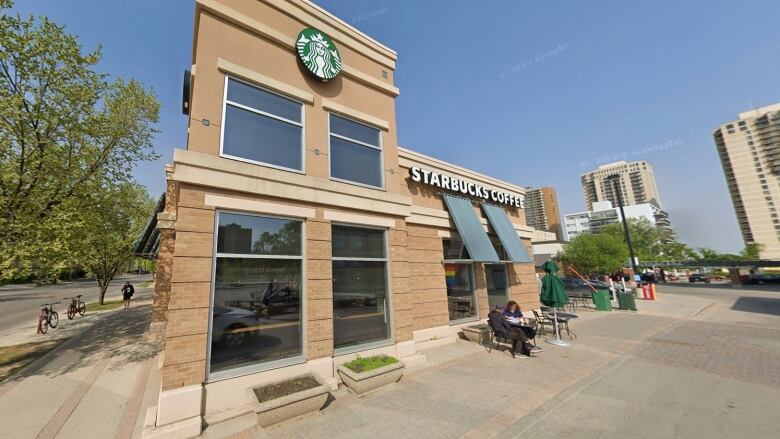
296, 28, 342, 80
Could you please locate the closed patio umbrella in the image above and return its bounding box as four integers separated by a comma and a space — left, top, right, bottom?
540, 260, 571, 347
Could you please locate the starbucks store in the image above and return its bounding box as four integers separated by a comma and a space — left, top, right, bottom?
145, 0, 541, 435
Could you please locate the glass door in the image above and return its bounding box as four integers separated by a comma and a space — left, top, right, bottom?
485, 264, 510, 310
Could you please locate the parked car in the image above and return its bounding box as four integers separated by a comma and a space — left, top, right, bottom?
688, 273, 710, 283
743, 274, 780, 285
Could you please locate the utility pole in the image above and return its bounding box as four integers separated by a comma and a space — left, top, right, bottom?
607, 174, 639, 279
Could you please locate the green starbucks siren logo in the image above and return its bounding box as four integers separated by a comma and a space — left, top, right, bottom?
296, 28, 342, 80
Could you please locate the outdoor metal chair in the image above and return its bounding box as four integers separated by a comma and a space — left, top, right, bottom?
532, 309, 556, 336
540, 307, 576, 340
485, 319, 517, 359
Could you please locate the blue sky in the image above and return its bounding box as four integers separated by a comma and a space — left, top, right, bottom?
13, 0, 780, 253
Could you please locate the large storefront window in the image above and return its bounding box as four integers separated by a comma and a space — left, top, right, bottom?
329, 114, 383, 188
485, 264, 510, 310
209, 212, 303, 376
332, 225, 390, 349
442, 239, 477, 322
222, 77, 304, 171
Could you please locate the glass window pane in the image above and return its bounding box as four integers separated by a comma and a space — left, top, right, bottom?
330, 114, 379, 146
332, 225, 385, 259
217, 213, 301, 256
227, 78, 301, 122
445, 263, 476, 321
332, 260, 389, 349
223, 105, 302, 170
485, 264, 509, 310
210, 258, 302, 374
442, 239, 470, 260
330, 137, 382, 187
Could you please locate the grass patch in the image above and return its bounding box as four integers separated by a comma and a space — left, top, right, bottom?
86, 300, 124, 312
138, 280, 154, 288
0, 339, 66, 382
253, 375, 320, 403
343, 355, 398, 373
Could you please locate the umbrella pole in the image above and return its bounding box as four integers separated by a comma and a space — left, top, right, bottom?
546, 306, 571, 347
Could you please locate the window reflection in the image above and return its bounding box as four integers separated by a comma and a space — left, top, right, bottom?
485, 264, 509, 310
445, 263, 476, 321
332, 226, 390, 349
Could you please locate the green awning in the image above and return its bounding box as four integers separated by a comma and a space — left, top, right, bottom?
442, 194, 500, 263
481, 203, 532, 263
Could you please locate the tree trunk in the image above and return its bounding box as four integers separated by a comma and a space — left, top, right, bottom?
98, 280, 109, 305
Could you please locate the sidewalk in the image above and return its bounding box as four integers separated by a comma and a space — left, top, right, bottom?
0, 304, 162, 439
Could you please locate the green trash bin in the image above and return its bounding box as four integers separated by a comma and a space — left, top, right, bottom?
617, 292, 637, 311
592, 289, 612, 311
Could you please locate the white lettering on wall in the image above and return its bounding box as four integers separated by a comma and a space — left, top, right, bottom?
408, 166, 525, 208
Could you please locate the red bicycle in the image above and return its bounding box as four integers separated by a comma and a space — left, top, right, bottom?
65, 295, 86, 320
37, 302, 59, 334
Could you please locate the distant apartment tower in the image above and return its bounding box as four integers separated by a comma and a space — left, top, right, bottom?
524, 187, 563, 240
581, 160, 662, 211
714, 103, 780, 259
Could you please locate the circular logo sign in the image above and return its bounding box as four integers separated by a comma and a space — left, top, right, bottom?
296, 28, 342, 80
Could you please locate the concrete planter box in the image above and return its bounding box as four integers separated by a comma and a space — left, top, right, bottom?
337, 360, 405, 395
461, 324, 490, 344
247, 373, 330, 428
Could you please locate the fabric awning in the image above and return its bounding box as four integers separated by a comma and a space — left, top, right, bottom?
442, 194, 500, 263
481, 203, 532, 263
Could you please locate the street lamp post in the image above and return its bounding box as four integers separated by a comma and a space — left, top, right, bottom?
607, 174, 639, 280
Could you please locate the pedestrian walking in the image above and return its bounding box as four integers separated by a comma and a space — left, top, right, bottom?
122, 282, 135, 309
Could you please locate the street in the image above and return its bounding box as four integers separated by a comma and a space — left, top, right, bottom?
0, 275, 153, 337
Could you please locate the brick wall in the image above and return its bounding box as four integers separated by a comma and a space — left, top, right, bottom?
306, 216, 334, 360
509, 262, 540, 312
161, 185, 214, 391
390, 220, 413, 342
152, 228, 174, 323
406, 225, 448, 331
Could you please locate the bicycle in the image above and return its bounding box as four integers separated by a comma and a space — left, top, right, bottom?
37, 302, 60, 334
64, 295, 86, 320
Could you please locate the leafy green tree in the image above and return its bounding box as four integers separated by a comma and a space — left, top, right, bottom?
600, 218, 696, 262
559, 233, 629, 275
740, 243, 762, 260
0, 1, 160, 280
76, 183, 155, 304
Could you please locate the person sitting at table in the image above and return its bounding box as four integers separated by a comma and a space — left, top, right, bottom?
502, 301, 542, 351
488, 304, 534, 358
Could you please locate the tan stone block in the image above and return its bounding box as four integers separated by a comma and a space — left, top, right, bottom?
308, 298, 332, 321
393, 325, 413, 342
392, 292, 413, 311
306, 318, 333, 342
413, 313, 447, 331
407, 248, 443, 264
389, 229, 407, 246
307, 259, 332, 280
171, 257, 213, 283
178, 186, 209, 209
306, 239, 331, 260
306, 279, 332, 300
306, 220, 332, 241
392, 308, 413, 327
169, 282, 211, 310
173, 231, 214, 258
410, 263, 444, 278
166, 307, 209, 338
407, 236, 442, 252
390, 276, 409, 294
176, 207, 215, 233
307, 338, 333, 360
161, 360, 206, 390
389, 245, 408, 262
409, 275, 446, 291
391, 261, 409, 279
411, 288, 447, 305
406, 225, 438, 238
164, 333, 208, 366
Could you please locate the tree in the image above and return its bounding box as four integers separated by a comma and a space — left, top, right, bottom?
0, 1, 159, 280
559, 233, 629, 275
77, 183, 155, 304
740, 243, 762, 260
600, 218, 696, 262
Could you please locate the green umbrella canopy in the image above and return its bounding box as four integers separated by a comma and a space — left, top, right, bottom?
540, 261, 569, 307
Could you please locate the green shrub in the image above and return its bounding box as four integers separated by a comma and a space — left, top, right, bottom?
343, 354, 398, 373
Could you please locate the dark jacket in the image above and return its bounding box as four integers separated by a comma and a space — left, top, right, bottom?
502, 309, 523, 319
488, 311, 511, 336
122, 284, 134, 297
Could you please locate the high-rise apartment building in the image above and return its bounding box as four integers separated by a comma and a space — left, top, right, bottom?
581, 160, 662, 211
524, 187, 563, 240
714, 103, 780, 259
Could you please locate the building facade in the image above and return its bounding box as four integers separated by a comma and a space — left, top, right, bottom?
714, 103, 780, 259
564, 201, 671, 241
581, 160, 662, 211
524, 187, 563, 241
146, 1, 539, 436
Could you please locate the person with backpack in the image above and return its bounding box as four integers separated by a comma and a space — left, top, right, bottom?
122, 282, 135, 309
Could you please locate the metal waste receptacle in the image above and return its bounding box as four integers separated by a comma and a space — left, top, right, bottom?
617, 292, 637, 311
592, 289, 612, 311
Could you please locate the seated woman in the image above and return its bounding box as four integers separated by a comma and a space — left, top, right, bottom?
503, 301, 543, 351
